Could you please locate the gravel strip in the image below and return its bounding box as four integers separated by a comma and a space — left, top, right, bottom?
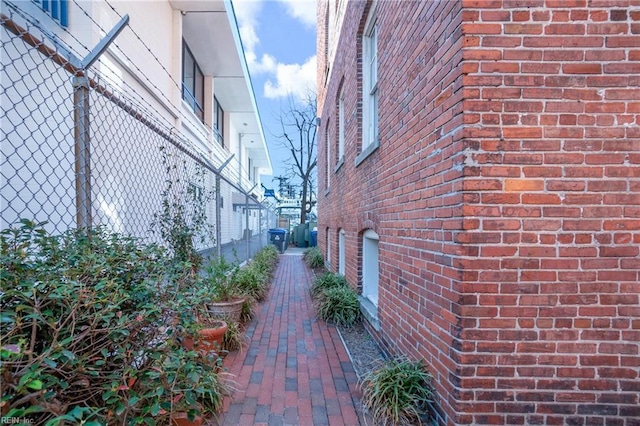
337, 321, 385, 379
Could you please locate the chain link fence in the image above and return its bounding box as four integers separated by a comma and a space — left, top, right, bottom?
1, 3, 277, 264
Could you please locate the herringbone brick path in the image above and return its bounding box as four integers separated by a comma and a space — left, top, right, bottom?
214, 251, 367, 426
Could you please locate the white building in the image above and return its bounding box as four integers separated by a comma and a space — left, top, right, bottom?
1, 0, 272, 247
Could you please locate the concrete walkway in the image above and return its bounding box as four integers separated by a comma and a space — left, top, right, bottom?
215, 251, 366, 425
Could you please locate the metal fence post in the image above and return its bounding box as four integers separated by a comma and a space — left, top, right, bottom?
259, 203, 263, 250
245, 193, 250, 260
73, 75, 92, 229
215, 174, 222, 258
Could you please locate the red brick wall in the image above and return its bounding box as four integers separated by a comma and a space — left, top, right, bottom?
458, 1, 639, 424
318, 0, 466, 422
317, 0, 639, 424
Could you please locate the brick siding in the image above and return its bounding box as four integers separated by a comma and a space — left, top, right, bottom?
317, 0, 639, 424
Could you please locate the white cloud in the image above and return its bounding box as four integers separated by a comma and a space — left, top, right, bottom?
234, 0, 317, 102
264, 55, 317, 102
234, 0, 262, 52
277, 0, 317, 28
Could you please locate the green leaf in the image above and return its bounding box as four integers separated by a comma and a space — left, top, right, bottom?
26, 379, 43, 390
61, 349, 76, 360
43, 358, 57, 368
128, 395, 140, 406
150, 402, 161, 416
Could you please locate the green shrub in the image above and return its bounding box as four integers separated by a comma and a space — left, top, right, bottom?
360, 358, 434, 425
0, 220, 172, 424
0, 220, 233, 425
222, 320, 245, 352
303, 247, 324, 268
253, 245, 279, 274
135, 345, 230, 421
311, 271, 348, 298
316, 286, 360, 327
234, 266, 267, 302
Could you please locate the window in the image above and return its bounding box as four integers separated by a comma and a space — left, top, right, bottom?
338, 229, 345, 275
188, 183, 203, 201
362, 229, 379, 307
34, 0, 68, 27
362, 11, 378, 152
182, 40, 204, 121
326, 229, 332, 267
326, 123, 331, 189
213, 97, 224, 146
337, 86, 345, 163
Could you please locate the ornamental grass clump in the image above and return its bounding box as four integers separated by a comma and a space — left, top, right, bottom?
360, 357, 434, 426
252, 244, 279, 274
234, 266, 267, 302
316, 286, 361, 327
310, 271, 348, 298
303, 246, 324, 269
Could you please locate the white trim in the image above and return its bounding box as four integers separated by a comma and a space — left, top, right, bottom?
361, 5, 378, 154
338, 229, 346, 275
338, 85, 345, 162
362, 229, 379, 308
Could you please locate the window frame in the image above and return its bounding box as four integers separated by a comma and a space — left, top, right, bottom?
362, 229, 379, 307
182, 40, 204, 122
337, 85, 345, 167
326, 120, 331, 191
34, 0, 68, 27
213, 96, 224, 147
356, 4, 379, 166
338, 229, 345, 276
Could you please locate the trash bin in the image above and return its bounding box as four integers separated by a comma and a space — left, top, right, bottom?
296, 223, 309, 248
310, 230, 317, 247
268, 228, 287, 253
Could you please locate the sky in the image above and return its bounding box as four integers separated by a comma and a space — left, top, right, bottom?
233, 0, 318, 194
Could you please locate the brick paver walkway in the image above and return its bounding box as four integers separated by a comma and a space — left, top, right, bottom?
215, 251, 366, 426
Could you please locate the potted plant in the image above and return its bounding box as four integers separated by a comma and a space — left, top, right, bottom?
176, 275, 229, 359
134, 345, 229, 426
203, 256, 245, 322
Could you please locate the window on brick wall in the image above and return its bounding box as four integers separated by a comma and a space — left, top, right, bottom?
361, 9, 378, 154
362, 229, 379, 307
338, 229, 345, 275
326, 121, 331, 190
337, 85, 345, 165
326, 228, 332, 268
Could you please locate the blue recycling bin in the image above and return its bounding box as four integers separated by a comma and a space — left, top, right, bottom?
310, 230, 317, 247
268, 228, 287, 253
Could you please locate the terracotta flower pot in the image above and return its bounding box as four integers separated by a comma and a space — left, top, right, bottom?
171, 411, 203, 426
207, 297, 245, 322
182, 320, 228, 355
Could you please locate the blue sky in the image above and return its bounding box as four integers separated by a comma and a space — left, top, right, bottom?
233, 0, 317, 192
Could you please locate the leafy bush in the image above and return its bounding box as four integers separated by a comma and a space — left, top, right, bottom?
134, 345, 231, 421
1, 220, 171, 424
316, 286, 361, 327
303, 246, 324, 269
311, 272, 348, 298
360, 358, 434, 425
0, 220, 231, 425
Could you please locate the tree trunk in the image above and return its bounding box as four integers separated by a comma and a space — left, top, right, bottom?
300, 180, 308, 224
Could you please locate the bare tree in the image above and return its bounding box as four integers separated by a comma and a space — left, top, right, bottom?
274, 94, 317, 224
